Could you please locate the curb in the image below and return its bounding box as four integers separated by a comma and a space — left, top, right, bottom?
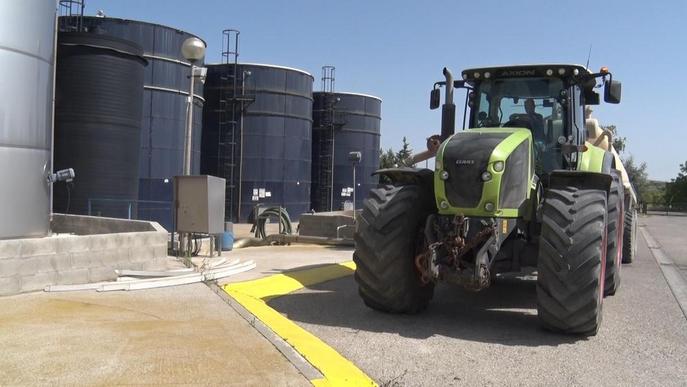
640, 225, 687, 319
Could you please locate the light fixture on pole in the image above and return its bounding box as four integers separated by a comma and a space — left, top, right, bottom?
181, 37, 206, 176
348, 151, 362, 214
179, 37, 206, 257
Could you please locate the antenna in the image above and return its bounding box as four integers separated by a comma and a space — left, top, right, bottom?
585, 44, 593, 70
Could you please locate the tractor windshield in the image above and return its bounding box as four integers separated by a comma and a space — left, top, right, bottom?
469, 77, 567, 172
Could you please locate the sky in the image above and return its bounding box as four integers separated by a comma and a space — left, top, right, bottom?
82, 0, 687, 181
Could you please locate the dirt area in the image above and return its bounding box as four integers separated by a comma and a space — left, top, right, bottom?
0, 283, 307, 386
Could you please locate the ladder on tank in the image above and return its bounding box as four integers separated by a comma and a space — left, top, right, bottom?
315, 66, 338, 212
216, 29, 254, 222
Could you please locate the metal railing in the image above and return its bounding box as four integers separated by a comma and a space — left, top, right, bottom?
86, 198, 174, 228
644, 202, 687, 215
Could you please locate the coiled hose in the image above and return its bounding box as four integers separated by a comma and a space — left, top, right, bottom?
250, 206, 293, 240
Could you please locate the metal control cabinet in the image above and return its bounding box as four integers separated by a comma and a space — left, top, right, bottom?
174, 175, 225, 234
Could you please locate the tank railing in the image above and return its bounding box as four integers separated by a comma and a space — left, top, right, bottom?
58, 0, 85, 32
321, 65, 336, 93
86, 198, 172, 221
221, 29, 240, 65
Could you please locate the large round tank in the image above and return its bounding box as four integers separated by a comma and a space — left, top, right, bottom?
202, 63, 313, 222
311, 92, 381, 212
53, 32, 146, 218
0, 1, 55, 239
60, 16, 205, 229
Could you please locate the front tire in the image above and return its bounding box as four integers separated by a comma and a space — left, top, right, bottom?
353, 184, 434, 313
537, 186, 607, 335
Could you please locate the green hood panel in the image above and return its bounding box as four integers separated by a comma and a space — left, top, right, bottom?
434, 128, 533, 217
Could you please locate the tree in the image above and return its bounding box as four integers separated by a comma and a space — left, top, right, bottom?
378, 137, 416, 169
602, 125, 665, 203
378, 137, 417, 183
665, 161, 687, 207
396, 137, 415, 167
623, 154, 650, 200
379, 148, 396, 169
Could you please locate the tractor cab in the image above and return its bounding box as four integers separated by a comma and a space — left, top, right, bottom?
464, 65, 619, 174
432, 64, 621, 176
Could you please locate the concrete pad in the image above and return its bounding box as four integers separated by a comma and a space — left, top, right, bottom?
217, 244, 354, 283
0, 283, 308, 386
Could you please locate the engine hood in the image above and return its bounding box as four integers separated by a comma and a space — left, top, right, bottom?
434, 128, 534, 217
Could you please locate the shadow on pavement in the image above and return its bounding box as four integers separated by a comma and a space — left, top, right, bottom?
269, 274, 585, 347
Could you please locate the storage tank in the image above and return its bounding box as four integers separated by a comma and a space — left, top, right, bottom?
202, 63, 313, 222
53, 32, 146, 218
0, 1, 55, 239
59, 16, 205, 229
311, 92, 381, 212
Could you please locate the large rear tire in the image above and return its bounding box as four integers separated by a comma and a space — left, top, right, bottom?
604, 171, 624, 296
353, 184, 435, 313
537, 186, 607, 335
622, 207, 637, 263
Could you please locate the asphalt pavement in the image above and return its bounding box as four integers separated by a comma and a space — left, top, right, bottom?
270, 218, 687, 386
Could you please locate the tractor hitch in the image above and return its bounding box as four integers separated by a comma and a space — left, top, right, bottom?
415, 214, 496, 290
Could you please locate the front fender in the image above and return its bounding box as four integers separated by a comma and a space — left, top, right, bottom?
373, 167, 434, 187
548, 170, 612, 193
578, 141, 614, 174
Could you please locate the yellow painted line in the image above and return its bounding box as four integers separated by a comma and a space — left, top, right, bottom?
223, 261, 377, 387
227, 261, 357, 301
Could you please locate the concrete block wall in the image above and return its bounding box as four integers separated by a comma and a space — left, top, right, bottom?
0, 214, 168, 296
298, 211, 356, 239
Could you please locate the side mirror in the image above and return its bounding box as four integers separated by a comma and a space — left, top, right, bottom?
430, 88, 441, 110
604, 79, 621, 104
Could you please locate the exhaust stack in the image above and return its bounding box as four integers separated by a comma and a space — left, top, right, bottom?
441, 67, 456, 140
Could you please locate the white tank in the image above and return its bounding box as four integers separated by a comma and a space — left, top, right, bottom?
0, 1, 56, 238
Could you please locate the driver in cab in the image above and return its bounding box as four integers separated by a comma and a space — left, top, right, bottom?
524, 98, 545, 140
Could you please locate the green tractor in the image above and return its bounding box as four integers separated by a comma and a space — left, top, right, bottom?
354, 64, 635, 335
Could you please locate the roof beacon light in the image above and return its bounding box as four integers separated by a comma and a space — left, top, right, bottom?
600, 66, 609, 74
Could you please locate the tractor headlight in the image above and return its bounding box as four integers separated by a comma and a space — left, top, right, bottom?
481, 171, 492, 181
493, 161, 504, 172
